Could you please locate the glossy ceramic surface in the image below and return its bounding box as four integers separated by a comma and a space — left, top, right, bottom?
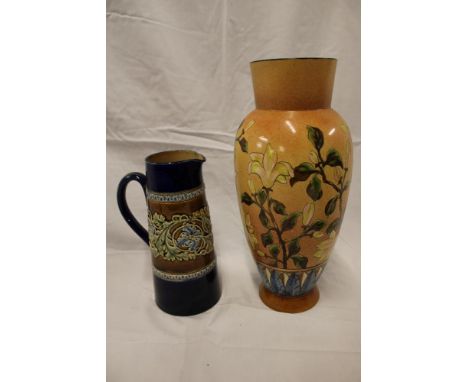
234, 58, 352, 312
117, 151, 221, 316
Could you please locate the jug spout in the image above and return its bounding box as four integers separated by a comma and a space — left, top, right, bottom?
145, 150, 206, 193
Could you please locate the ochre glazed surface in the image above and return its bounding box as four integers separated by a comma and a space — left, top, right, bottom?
235, 109, 352, 310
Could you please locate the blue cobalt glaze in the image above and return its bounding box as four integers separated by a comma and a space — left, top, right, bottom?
285, 272, 302, 297
145, 151, 205, 193
302, 268, 318, 292
258, 265, 271, 290
270, 270, 286, 295
257, 263, 327, 297
117, 150, 221, 316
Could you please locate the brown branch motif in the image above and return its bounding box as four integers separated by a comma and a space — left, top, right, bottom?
240, 125, 350, 270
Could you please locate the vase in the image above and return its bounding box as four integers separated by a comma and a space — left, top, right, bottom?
234, 58, 352, 313
117, 151, 221, 316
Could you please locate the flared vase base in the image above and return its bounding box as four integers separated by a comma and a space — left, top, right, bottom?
259, 284, 320, 313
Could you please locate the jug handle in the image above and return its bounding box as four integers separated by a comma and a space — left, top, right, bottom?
117, 172, 149, 245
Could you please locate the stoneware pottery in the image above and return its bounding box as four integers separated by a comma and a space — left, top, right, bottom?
234, 58, 352, 313
117, 151, 221, 316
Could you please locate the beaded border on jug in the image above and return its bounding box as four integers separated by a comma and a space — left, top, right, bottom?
146, 186, 205, 203
153, 259, 216, 282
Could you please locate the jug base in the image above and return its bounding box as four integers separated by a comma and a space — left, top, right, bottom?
154, 266, 221, 316
259, 284, 319, 313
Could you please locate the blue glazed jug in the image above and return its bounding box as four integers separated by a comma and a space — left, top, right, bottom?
117, 150, 221, 316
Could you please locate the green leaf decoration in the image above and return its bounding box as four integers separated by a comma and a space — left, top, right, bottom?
295, 162, 315, 173
241, 192, 254, 205
257, 250, 265, 257
325, 196, 339, 216
259, 210, 269, 228
305, 220, 325, 233
281, 212, 300, 232
325, 149, 343, 168
238, 137, 248, 153
307, 175, 323, 201
268, 244, 279, 257
312, 220, 325, 230
261, 231, 273, 247
343, 181, 350, 192
307, 126, 324, 151
270, 199, 287, 215
326, 218, 342, 235
290, 162, 318, 186
288, 238, 301, 256
291, 255, 308, 269
257, 189, 267, 205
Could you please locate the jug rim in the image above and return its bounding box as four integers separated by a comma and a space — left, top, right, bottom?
145, 150, 206, 165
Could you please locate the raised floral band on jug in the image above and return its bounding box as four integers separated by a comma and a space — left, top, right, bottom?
117, 150, 221, 316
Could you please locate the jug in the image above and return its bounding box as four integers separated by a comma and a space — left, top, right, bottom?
117, 150, 221, 316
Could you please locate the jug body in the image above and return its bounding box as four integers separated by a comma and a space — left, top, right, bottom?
117, 151, 221, 316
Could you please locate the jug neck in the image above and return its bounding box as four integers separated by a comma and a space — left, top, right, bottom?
145, 151, 205, 193
250, 58, 337, 111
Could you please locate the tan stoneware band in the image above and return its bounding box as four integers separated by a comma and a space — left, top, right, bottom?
146, 185, 205, 203
152, 259, 216, 282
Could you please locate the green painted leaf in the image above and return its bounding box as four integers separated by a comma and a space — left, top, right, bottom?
268, 244, 279, 257
326, 218, 342, 235
270, 199, 287, 215
307, 126, 324, 151
295, 162, 315, 173
281, 212, 300, 232
238, 137, 248, 153
325, 196, 339, 216
288, 238, 301, 256
257, 189, 267, 205
241, 192, 254, 205
291, 255, 308, 269
261, 231, 273, 246
290, 162, 318, 186
312, 220, 325, 230
307, 175, 323, 201
343, 181, 351, 192
259, 210, 269, 228
325, 149, 343, 167
305, 220, 325, 233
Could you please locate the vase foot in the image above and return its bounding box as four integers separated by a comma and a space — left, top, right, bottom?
259, 284, 320, 313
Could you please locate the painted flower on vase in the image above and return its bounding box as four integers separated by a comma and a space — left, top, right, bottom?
239, 124, 351, 271
244, 213, 258, 249
249, 144, 294, 188
314, 231, 336, 260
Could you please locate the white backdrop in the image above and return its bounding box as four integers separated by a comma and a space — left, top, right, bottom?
107, 0, 360, 381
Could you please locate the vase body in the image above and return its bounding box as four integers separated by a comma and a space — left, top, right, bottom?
234, 58, 353, 313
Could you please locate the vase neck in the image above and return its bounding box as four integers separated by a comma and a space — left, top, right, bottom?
250, 58, 337, 110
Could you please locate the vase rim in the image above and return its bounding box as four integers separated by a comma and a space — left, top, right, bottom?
251, 57, 337, 64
